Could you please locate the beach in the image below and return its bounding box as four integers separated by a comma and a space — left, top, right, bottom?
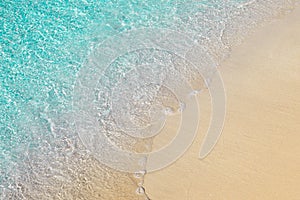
1, 1, 300, 199
144, 5, 300, 200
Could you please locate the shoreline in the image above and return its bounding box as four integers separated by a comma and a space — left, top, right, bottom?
1, 1, 299, 200
144, 4, 300, 200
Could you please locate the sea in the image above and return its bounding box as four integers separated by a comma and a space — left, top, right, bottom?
0, 0, 297, 199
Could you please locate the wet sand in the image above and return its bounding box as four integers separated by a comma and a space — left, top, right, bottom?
144, 5, 300, 200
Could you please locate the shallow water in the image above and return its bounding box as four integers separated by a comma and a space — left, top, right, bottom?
0, 0, 297, 199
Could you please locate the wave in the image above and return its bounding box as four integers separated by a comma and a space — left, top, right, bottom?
0, 0, 298, 199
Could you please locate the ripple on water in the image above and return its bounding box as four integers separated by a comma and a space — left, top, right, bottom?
0, 0, 298, 199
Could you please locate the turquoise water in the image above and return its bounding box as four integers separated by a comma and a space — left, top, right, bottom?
0, 0, 296, 199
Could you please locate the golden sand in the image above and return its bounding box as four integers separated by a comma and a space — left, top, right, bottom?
144, 5, 300, 200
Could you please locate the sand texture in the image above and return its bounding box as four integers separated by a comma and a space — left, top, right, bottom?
144, 5, 300, 200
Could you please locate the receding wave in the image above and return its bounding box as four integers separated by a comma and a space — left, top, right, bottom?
0, 0, 298, 199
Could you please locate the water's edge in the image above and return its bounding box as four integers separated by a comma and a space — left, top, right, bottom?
0, 0, 299, 199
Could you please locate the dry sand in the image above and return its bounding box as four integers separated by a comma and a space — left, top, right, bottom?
144, 5, 300, 200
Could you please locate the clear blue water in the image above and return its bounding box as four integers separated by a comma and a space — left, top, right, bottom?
0, 0, 295, 199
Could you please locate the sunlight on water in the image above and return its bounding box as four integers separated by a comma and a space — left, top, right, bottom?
0, 0, 297, 199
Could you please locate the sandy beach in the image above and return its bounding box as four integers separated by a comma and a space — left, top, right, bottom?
144, 5, 300, 200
